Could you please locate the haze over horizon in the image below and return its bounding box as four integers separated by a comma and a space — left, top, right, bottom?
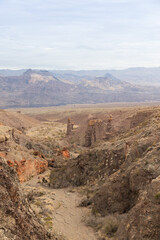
1, 0, 160, 70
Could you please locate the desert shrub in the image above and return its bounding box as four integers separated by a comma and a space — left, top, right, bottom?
44, 220, 52, 229
155, 192, 160, 200
85, 215, 103, 231
44, 216, 52, 221
85, 214, 119, 238
102, 215, 119, 237
34, 200, 42, 206
25, 141, 33, 149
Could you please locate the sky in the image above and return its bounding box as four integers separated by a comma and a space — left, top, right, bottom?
0, 0, 160, 70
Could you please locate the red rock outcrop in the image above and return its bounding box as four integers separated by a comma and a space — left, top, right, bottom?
7, 158, 48, 183
62, 148, 70, 158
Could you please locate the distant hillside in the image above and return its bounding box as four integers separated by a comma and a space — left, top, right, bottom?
108, 67, 160, 86
0, 69, 26, 76
52, 67, 160, 86
1, 67, 160, 85
0, 69, 160, 108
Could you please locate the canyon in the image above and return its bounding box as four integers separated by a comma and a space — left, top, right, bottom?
0, 104, 160, 239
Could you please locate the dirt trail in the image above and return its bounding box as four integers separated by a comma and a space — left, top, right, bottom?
51, 188, 97, 240
22, 172, 97, 240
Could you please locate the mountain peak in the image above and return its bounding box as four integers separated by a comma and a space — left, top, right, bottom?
23, 69, 58, 84
24, 69, 33, 75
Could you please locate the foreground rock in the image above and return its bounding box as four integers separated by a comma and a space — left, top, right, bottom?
0, 157, 55, 240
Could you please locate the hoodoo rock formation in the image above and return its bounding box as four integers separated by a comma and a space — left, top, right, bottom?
105, 114, 113, 140
66, 118, 74, 135
85, 116, 113, 147
85, 118, 104, 147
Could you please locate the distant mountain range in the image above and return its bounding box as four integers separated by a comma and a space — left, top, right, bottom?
0, 68, 160, 108
1, 67, 160, 85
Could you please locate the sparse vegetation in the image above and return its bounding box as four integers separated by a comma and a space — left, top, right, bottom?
44, 219, 53, 229
34, 200, 43, 206
155, 192, 160, 200
102, 216, 119, 237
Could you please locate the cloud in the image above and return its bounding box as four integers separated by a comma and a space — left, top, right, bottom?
0, 0, 160, 69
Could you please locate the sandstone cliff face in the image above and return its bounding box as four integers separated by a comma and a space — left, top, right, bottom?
0, 157, 54, 240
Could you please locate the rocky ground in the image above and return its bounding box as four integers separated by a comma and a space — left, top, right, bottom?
0, 105, 160, 240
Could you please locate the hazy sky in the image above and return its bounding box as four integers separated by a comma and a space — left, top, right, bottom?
0, 0, 160, 70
